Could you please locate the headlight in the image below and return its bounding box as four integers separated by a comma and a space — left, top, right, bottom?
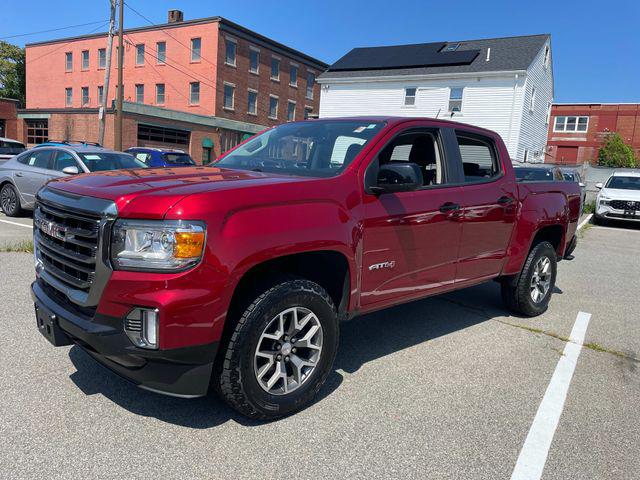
598, 195, 610, 206
111, 219, 205, 271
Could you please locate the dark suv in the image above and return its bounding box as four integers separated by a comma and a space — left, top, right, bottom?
126, 147, 196, 167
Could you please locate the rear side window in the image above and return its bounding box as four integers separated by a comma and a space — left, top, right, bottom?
456, 133, 500, 182
19, 150, 53, 169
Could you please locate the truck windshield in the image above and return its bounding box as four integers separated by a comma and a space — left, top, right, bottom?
214, 120, 385, 177
162, 153, 195, 165
79, 152, 148, 172
606, 176, 640, 190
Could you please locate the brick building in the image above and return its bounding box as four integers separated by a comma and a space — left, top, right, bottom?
0, 98, 20, 139
545, 103, 640, 165
18, 11, 327, 162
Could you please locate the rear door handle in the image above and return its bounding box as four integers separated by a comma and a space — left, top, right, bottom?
497, 196, 514, 206
439, 202, 460, 213
15, 172, 24, 177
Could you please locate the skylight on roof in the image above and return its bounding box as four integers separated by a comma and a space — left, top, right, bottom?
442, 43, 460, 52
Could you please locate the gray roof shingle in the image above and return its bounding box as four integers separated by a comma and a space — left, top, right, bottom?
318, 34, 550, 80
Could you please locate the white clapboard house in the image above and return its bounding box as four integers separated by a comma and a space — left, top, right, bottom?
318, 34, 553, 162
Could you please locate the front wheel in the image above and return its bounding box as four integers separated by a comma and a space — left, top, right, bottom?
217, 279, 339, 420
501, 241, 557, 317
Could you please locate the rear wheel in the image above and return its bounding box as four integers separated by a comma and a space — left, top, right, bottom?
217, 278, 338, 420
0, 183, 22, 217
501, 241, 557, 317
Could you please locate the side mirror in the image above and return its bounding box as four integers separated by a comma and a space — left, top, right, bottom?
578, 182, 585, 188
62, 166, 79, 175
371, 162, 423, 194
595, 182, 603, 190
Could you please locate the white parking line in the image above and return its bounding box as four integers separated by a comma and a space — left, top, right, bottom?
0, 218, 33, 229
510, 311, 592, 480
577, 214, 593, 230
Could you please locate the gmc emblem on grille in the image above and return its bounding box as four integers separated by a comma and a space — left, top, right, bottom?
40, 220, 67, 241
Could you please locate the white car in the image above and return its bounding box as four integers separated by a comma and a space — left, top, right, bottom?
594, 171, 640, 225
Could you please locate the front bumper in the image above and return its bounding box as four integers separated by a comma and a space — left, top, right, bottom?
596, 204, 640, 222
31, 280, 217, 398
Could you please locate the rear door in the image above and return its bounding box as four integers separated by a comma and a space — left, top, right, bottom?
453, 130, 518, 283
13, 149, 55, 206
360, 124, 463, 310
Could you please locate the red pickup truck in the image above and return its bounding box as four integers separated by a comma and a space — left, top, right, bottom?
32, 117, 580, 419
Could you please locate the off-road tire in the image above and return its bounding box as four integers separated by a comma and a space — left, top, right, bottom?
0, 183, 22, 217
501, 241, 557, 317
218, 278, 339, 420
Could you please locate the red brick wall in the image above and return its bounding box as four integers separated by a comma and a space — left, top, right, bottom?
25, 22, 219, 115
546, 104, 640, 165
215, 31, 321, 126
0, 99, 19, 139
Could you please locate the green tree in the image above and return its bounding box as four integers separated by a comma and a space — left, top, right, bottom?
0, 41, 25, 105
597, 132, 637, 168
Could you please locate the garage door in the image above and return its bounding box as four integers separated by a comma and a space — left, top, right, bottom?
137, 123, 190, 149
555, 146, 579, 165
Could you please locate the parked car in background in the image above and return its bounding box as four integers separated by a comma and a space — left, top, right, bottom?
126, 147, 196, 167
594, 171, 640, 225
32, 117, 581, 420
0, 137, 27, 163
0, 145, 146, 216
561, 168, 586, 213
514, 165, 564, 182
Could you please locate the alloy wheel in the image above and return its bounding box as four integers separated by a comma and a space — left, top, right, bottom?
1, 186, 17, 214
254, 306, 323, 395
530, 256, 552, 303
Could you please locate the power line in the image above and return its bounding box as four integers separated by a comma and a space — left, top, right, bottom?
26, 21, 111, 64
0, 20, 109, 41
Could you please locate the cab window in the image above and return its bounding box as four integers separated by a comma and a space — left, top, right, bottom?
377, 131, 444, 186
456, 133, 500, 182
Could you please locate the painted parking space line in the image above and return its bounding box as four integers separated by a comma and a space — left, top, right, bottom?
577, 214, 593, 230
510, 311, 592, 480
0, 218, 33, 229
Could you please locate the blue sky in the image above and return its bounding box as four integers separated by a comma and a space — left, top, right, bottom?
3, 0, 639, 103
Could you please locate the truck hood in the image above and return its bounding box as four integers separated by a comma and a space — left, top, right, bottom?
46, 166, 310, 218
601, 187, 640, 201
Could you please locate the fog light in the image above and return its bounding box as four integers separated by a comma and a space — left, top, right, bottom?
124, 308, 159, 349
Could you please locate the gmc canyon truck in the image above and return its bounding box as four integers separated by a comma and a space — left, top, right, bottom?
31, 117, 581, 419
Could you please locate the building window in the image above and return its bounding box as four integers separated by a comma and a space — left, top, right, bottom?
97, 85, 104, 105
553, 116, 589, 133
190, 82, 200, 105
81, 86, 89, 106
247, 90, 257, 115
287, 101, 296, 122
530, 87, 536, 112
404, 87, 417, 106
290, 64, 298, 87
269, 95, 279, 119
304, 106, 313, 119
271, 57, 280, 81
26, 119, 49, 144
543, 45, 550, 69
135, 44, 145, 65
65, 52, 73, 72
448, 87, 463, 112
249, 47, 259, 73
306, 71, 315, 99
191, 37, 202, 62
81, 50, 89, 70
221, 130, 242, 153
156, 83, 165, 105
138, 123, 189, 146
223, 83, 235, 110
202, 147, 213, 165
98, 48, 106, 69
523, 149, 529, 163
135, 84, 144, 103
156, 41, 166, 64
65, 87, 73, 107
224, 37, 235, 65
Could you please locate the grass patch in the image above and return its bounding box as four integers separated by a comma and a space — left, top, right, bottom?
0, 240, 34, 253
582, 201, 596, 215
578, 222, 593, 238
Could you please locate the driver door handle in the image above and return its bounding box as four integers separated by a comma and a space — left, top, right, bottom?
15, 172, 24, 177
439, 202, 460, 213
498, 196, 514, 206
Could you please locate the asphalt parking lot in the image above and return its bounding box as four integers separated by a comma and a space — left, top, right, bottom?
0, 219, 638, 479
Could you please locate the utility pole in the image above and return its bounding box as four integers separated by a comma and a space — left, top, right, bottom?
98, 0, 116, 146
114, 0, 124, 150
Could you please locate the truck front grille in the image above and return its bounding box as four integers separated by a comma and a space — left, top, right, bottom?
34, 200, 101, 294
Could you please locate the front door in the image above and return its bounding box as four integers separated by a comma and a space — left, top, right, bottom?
454, 131, 517, 283
13, 149, 55, 207
360, 127, 463, 310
